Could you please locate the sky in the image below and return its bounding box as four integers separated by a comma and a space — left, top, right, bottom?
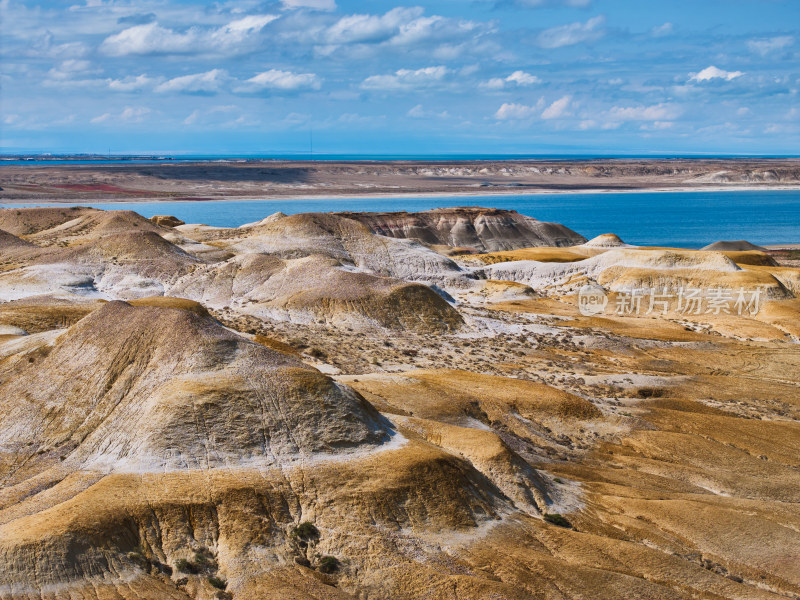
1, 0, 798, 155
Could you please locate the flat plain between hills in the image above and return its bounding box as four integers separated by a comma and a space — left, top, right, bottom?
0, 204, 799, 600
2, 158, 800, 201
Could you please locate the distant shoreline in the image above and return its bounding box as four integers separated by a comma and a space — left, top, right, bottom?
3, 158, 799, 203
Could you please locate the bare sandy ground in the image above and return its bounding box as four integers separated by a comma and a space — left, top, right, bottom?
2, 158, 799, 202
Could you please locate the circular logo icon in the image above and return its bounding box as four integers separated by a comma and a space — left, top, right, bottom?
578, 284, 608, 316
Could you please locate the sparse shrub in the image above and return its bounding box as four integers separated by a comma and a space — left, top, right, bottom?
553, 477, 564, 484
309, 348, 327, 359
175, 559, 200, 574
544, 513, 572, 528
317, 556, 339, 574
126, 551, 147, 568
208, 576, 227, 590
292, 522, 320, 540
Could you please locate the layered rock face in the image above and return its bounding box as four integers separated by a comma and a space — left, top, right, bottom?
336, 207, 587, 251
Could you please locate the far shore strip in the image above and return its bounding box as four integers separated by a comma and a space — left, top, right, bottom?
3, 184, 800, 205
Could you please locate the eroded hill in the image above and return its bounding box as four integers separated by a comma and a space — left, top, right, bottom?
0, 206, 799, 600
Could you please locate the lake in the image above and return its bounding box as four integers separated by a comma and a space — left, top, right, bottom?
3, 189, 799, 248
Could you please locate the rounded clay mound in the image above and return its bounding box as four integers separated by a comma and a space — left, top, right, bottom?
702, 240, 767, 252
0, 301, 392, 474
583, 233, 632, 248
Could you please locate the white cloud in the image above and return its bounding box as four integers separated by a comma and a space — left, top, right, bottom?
46, 59, 98, 81
407, 104, 449, 119
325, 7, 424, 45
494, 101, 542, 120
651, 22, 673, 37
100, 15, 277, 56
183, 105, 244, 126
120, 106, 150, 122
483, 70, 541, 90
541, 95, 572, 119
361, 66, 449, 91
184, 110, 201, 125
640, 121, 674, 131
607, 103, 680, 121
282, 0, 336, 10
236, 69, 321, 92
101, 23, 197, 56
108, 74, 158, 91
537, 15, 605, 49
155, 69, 228, 94
747, 36, 794, 56
507, 71, 539, 86
91, 106, 150, 124
689, 66, 744, 82
210, 14, 278, 47
320, 6, 482, 51
31, 32, 89, 59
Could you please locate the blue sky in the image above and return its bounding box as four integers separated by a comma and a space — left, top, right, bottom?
1, 0, 798, 155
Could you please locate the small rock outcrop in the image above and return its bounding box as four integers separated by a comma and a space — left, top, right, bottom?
336, 207, 587, 251
149, 214, 186, 228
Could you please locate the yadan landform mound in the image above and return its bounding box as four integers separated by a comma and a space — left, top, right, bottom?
1, 206, 800, 599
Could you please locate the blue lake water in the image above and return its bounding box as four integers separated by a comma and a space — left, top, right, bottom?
3, 190, 799, 248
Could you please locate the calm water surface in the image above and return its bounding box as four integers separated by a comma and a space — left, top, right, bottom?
4, 190, 799, 248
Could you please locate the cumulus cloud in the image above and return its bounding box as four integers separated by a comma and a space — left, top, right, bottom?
537, 15, 605, 49
541, 95, 572, 119
319, 7, 482, 52
120, 106, 151, 122
100, 23, 197, 55
211, 15, 278, 46
31, 32, 89, 59
607, 103, 680, 121
107, 74, 159, 91
235, 69, 321, 93
361, 66, 448, 91
100, 15, 277, 56
689, 66, 744, 82
46, 59, 98, 81
747, 36, 794, 56
155, 69, 228, 94
325, 7, 425, 45
494, 101, 541, 120
483, 70, 541, 90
